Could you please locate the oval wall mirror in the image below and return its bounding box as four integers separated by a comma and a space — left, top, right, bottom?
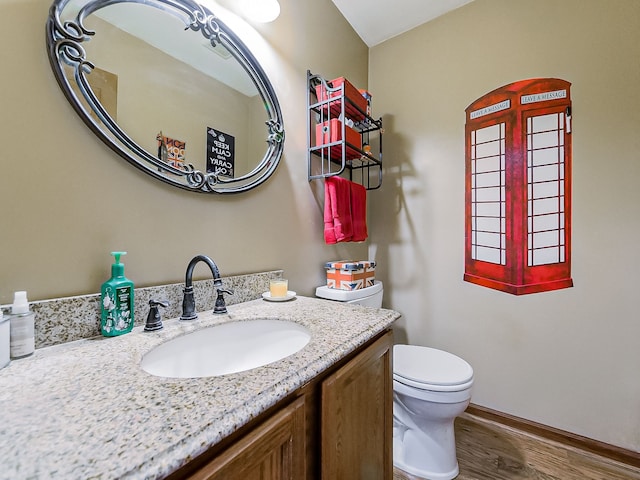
46, 0, 285, 194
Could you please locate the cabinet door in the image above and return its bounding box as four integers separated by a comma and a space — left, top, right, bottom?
188, 395, 306, 480
321, 330, 393, 480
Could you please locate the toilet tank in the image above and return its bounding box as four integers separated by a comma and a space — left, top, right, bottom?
315, 281, 383, 308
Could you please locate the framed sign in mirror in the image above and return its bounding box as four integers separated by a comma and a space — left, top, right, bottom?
46, 0, 285, 193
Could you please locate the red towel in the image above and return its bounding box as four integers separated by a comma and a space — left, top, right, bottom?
350, 181, 368, 242
323, 182, 337, 244
324, 176, 352, 244
324, 176, 368, 244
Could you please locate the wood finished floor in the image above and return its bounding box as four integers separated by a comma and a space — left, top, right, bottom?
393, 412, 640, 480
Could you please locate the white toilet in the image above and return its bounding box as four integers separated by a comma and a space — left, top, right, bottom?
315, 281, 473, 480
393, 345, 473, 480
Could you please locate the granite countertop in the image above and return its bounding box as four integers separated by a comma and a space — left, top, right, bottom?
0, 296, 400, 480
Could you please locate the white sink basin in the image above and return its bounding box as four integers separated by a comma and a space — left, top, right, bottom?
140, 319, 311, 378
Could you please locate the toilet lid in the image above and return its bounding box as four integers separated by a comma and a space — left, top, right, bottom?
394, 345, 473, 389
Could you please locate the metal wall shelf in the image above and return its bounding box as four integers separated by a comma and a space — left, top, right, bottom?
307, 70, 383, 190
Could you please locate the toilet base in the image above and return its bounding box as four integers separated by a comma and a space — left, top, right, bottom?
393, 426, 460, 480
393, 459, 459, 480
393, 420, 461, 480
393, 389, 469, 480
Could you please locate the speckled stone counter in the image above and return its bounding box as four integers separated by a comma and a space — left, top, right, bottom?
0, 296, 400, 480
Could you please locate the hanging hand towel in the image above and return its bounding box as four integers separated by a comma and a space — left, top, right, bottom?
324, 176, 353, 244
350, 181, 368, 242
323, 183, 337, 244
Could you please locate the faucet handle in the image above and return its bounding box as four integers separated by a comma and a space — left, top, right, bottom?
144, 299, 170, 332
214, 286, 234, 314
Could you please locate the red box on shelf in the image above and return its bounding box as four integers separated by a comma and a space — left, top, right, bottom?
315, 119, 361, 160
359, 89, 372, 116
315, 77, 367, 121
316, 119, 361, 148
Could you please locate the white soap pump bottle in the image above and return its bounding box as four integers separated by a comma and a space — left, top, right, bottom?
10, 291, 35, 359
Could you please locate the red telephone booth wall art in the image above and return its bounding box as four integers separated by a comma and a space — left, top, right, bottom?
464, 78, 573, 295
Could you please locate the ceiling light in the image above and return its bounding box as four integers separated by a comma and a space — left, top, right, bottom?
237, 0, 281, 23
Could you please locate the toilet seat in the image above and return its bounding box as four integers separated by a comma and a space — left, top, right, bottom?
394, 345, 473, 392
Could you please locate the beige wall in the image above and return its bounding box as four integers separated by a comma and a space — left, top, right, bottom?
369, 0, 640, 451
0, 0, 368, 302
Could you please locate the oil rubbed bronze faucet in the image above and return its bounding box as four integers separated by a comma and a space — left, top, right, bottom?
180, 255, 234, 320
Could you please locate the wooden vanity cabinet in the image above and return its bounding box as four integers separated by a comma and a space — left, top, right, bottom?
321, 330, 393, 479
187, 396, 306, 480
174, 329, 393, 480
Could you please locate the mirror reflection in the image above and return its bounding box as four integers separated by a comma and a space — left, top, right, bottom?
47, 0, 285, 193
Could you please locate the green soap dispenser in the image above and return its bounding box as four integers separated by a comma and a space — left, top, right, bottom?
101, 252, 134, 337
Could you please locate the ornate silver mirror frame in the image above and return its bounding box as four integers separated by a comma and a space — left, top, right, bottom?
46, 0, 285, 194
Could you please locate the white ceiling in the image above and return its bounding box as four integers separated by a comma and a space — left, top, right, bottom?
331, 0, 475, 47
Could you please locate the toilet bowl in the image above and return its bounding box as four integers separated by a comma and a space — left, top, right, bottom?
393, 344, 473, 480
